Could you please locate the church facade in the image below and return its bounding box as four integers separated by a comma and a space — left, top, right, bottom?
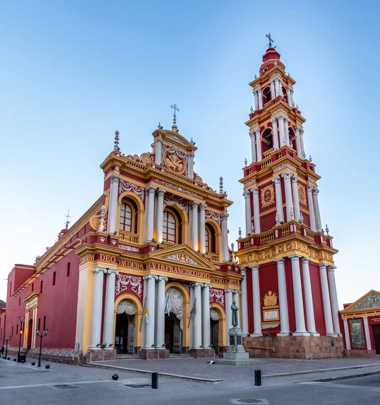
0, 44, 345, 362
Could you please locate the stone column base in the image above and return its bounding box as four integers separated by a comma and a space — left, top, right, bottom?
140, 348, 170, 360
188, 348, 215, 358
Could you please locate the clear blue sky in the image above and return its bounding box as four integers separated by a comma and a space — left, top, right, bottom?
1, 0, 379, 306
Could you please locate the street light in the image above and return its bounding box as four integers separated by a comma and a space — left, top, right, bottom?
1, 335, 12, 359
36, 327, 48, 367
17, 316, 25, 362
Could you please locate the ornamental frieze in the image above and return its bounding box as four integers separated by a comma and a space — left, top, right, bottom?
119, 180, 145, 201
205, 210, 221, 224
115, 274, 143, 298
153, 178, 204, 200
209, 288, 225, 307
163, 253, 198, 266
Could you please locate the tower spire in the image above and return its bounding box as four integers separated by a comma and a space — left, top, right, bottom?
64, 210, 71, 229
170, 104, 180, 132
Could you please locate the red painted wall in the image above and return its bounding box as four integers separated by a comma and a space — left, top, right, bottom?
309, 261, 326, 335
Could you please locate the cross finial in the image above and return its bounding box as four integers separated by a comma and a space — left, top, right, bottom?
114, 130, 120, 151
170, 104, 180, 119
64, 210, 71, 229
219, 176, 224, 193
266, 33, 274, 47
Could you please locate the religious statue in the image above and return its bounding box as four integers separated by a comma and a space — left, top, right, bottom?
231, 301, 239, 327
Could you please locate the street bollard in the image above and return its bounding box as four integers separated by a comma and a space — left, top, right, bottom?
254, 369, 261, 386
152, 372, 158, 389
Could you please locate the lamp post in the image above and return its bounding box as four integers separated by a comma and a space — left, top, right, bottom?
2, 335, 12, 359
36, 327, 48, 367
17, 316, 25, 362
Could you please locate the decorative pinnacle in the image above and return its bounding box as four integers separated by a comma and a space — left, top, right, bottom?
64, 210, 71, 229
244, 158, 247, 166
266, 33, 274, 47
114, 130, 120, 151
250, 106, 253, 112
170, 104, 180, 119
309, 155, 312, 162
158, 122, 163, 130
326, 224, 329, 235
238, 227, 242, 238
219, 176, 224, 193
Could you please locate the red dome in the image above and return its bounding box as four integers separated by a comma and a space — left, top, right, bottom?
262, 47, 281, 63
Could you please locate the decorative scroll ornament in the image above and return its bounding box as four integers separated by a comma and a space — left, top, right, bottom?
166, 287, 183, 321
263, 291, 278, 307
164, 253, 198, 266
209, 288, 225, 306
119, 180, 145, 201
164, 196, 188, 212
210, 308, 219, 321
116, 299, 136, 315
205, 210, 221, 225
115, 274, 143, 297
261, 184, 275, 208
140, 152, 153, 164
298, 184, 307, 205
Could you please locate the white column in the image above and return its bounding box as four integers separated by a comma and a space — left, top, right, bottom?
284, 117, 290, 146
187, 152, 194, 179
291, 176, 300, 222
290, 255, 309, 335
244, 191, 251, 235
278, 115, 285, 147
363, 317, 372, 350
192, 283, 202, 348
312, 189, 322, 232
252, 187, 260, 234
257, 88, 263, 109
307, 186, 317, 231
295, 126, 302, 158
287, 87, 292, 106
273, 176, 284, 223
282, 172, 294, 222
199, 204, 206, 254
221, 213, 229, 262
240, 269, 249, 335
319, 264, 336, 336
300, 129, 306, 157
276, 259, 290, 336
271, 118, 279, 150
156, 188, 165, 243
301, 258, 318, 336
155, 136, 163, 165
90, 267, 106, 347
191, 202, 199, 251
103, 269, 118, 346
328, 266, 342, 336
249, 130, 257, 163
276, 78, 282, 96
343, 318, 351, 350
270, 80, 275, 98
108, 174, 120, 234
255, 129, 262, 161
156, 276, 167, 348
144, 275, 157, 348
225, 289, 233, 338
146, 186, 157, 241
251, 265, 262, 336
290, 88, 294, 106
202, 284, 211, 347
253, 89, 258, 110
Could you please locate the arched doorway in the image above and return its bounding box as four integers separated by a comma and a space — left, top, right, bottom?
164, 287, 183, 353
210, 308, 219, 354
27, 318, 33, 350
115, 299, 136, 354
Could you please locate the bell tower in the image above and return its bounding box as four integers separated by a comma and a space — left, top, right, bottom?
237, 39, 343, 357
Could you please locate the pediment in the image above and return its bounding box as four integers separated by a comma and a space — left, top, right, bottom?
341, 290, 380, 313
148, 244, 215, 271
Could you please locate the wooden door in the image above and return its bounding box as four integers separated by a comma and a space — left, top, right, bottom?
372, 325, 380, 354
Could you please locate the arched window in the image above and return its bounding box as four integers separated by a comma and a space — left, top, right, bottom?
263, 128, 273, 152
263, 87, 271, 103
163, 211, 176, 243
205, 223, 216, 254
120, 203, 132, 232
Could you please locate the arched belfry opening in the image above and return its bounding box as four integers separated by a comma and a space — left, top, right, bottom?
263, 128, 273, 152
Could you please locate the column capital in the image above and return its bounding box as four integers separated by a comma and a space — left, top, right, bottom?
93, 267, 107, 274
251, 187, 259, 195
191, 201, 200, 208
249, 130, 255, 138
291, 175, 298, 183
192, 282, 203, 288
274, 258, 285, 264
319, 263, 328, 270
144, 274, 158, 281
288, 254, 301, 260
225, 288, 233, 293
273, 176, 281, 185
307, 185, 315, 192
107, 269, 119, 276
243, 191, 250, 198
146, 185, 157, 193
312, 188, 320, 195
277, 114, 285, 121
111, 174, 120, 184
281, 172, 291, 180
301, 257, 311, 263
221, 213, 229, 220
240, 268, 247, 276
328, 266, 337, 272
200, 203, 207, 210
202, 283, 212, 289
158, 276, 168, 282
250, 265, 259, 271
157, 188, 166, 196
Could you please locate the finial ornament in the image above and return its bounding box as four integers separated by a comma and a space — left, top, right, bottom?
64, 210, 71, 229
170, 104, 180, 119
275, 212, 280, 225
326, 224, 329, 235
238, 227, 242, 238
250, 106, 253, 112
219, 177, 224, 193
158, 122, 163, 130
114, 130, 120, 151
254, 74, 257, 79
244, 158, 247, 166
309, 155, 312, 162
266, 33, 274, 47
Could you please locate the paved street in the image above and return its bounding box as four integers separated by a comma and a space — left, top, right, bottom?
1, 356, 380, 404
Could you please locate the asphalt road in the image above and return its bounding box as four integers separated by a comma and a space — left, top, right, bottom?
1, 358, 380, 405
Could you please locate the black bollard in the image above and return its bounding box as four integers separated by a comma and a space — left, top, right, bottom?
254, 369, 261, 386
152, 372, 158, 389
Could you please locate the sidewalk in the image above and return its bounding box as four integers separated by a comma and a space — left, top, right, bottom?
86, 355, 380, 385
